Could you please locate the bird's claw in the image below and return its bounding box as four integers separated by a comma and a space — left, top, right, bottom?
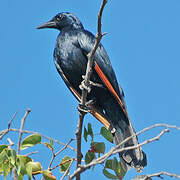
89, 81, 104, 88
85, 99, 95, 106
79, 80, 91, 93
78, 104, 90, 114
78, 100, 94, 114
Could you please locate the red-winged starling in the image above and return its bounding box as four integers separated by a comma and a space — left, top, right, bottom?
37, 12, 147, 171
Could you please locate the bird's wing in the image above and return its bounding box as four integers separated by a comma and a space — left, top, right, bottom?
77, 30, 128, 115
54, 60, 111, 129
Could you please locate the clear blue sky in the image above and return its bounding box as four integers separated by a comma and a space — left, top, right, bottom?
1, 0, 180, 179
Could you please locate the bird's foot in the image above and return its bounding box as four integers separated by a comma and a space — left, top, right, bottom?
89, 81, 104, 88
82, 75, 104, 88
79, 76, 104, 93
78, 99, 95, 114
79, 79, 91, 93
78, 104, 90, 114
85, 99, 95, 106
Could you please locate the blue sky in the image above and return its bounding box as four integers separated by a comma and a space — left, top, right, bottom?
1, 0, 180, 179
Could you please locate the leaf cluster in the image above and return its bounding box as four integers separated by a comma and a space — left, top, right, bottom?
83, 123, 127, 179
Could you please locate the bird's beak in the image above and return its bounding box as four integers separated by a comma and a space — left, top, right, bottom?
37, 20, 56, 29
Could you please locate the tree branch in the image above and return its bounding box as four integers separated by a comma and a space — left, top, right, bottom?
0, 128, 76, 152
0, 111, 18, 140
146, 171, 180, 179
48, 139, 74, 170
13, 109, 30, 180
75, 0, 108, 179
134, 171, 180, 179
17, 108, 31, 155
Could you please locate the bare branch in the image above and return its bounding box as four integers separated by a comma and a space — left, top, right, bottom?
25, 151, 39, 156
0, 128, 76, 152
134, 172, 180, 179
7, 138, 14, 147
48, 139, 74, 170
17, 108, 31, 155
13, 109, 30, 180
75, 0, 108, 179
146, 171, 180, 179
0, 111, 18, 140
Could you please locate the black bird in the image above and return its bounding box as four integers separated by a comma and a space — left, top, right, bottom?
37, 12, 147, 171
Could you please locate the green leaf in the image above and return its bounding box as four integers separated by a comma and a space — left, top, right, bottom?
85, 152, 95, 164
105, 159, 113, 170
92, 142, 105, 154
2, 161, 10, 180
43, 170, 56, 180
17, 155, 32, 176
116, 161, 127, 178
103, 168, 118, 179
26, 162, 42, 175
100, 127, 114, 143
88, 123, 94, 140
105, 158, 127, 179
6, 149, 16, 177
26, 164, 32, 180
112, 157, 119, 171
17, 155, 32, 166
0, 149, 8, 163
49, 139, 54, 147
84, 127, 88, 142
0, 145, 8, 153
17, 173, 24, 180
20, 134, 41, 150
60, 156, 71, 173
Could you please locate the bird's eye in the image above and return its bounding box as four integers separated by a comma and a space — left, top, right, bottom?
56, 14, 63, 21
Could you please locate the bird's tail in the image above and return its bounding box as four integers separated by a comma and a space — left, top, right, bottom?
113, 115, 147, 172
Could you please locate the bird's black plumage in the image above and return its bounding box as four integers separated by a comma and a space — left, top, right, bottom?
37, 12, 147, 171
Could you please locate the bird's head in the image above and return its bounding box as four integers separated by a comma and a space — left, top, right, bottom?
37, 12, 84, 31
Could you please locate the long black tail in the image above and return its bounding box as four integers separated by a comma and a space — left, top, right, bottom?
114, 117, 147, 172
103, 85, 147, 172
113, 85, 147, 172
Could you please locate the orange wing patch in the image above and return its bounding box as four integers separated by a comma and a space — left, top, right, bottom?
94, 61, 127, 115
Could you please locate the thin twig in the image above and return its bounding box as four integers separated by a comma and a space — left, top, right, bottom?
48, 139, 74, 170
146, 171, 180, 179
0, 128, 76, 152
14, 109, 31, 180
7, 138, 14, 147
0, 111, 18, 140
25, 151, 39, 156
60, 158, 75, 180
50, 158, 73, 171
8, 111, 18, 129
17, 108, 31, 155
75, 1, 108, 179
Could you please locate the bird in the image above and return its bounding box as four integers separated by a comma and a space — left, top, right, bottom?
37, 12, 147, 171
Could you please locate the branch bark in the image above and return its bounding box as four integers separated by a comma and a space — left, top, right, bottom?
0, 111, 18, 140
17, 108, 31, 154
146, 171, 180, 179
13, 109, 31, 180
75, 0, 108, 179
